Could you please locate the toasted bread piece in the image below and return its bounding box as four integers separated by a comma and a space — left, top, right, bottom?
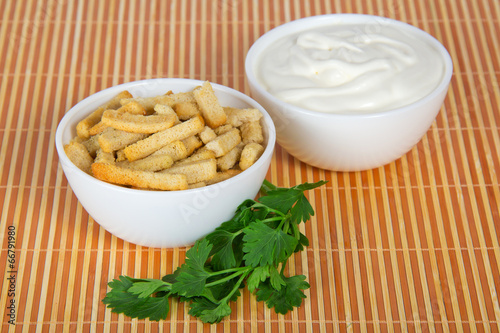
199, 126, 217, 144
117, 100, 147, 115
98, 128, 148, 153
115, 149, 127, 162
118, 154, 174, 172
239, 143, 264, 170
188, 182, 207, 189
205, 169, 242, 185
64, 140, 93, 174
174, 148, 216, 167
240, 120, 264, 144
204, 128, 241, 157
120, 91, 196, 111
154, 104, 180, 124
217, 143, 244, 171
124, 114, 205, 161
101, 110, 176, 134
182, 135, 203, 156
88, 121, 109, 136
77, 109, 105, 139
94, 148, 115, 165
162, 158, 217, 184
214, 124, 233, 135
223, 107, 263, 127
192, 81, 227, 128
173, 101, 200, 120
81, 134, 100, 158
151, 140, 189, 161
76, 90, 132, 139
91, 162, 188, 190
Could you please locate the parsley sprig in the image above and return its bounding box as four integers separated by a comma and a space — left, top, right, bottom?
102, 180, 327, 323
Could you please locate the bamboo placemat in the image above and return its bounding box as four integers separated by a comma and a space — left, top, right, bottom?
1, 0, 499, 331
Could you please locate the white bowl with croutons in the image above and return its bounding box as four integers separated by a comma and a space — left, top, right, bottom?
55, 78, 276, 248
245, 14, 453, 171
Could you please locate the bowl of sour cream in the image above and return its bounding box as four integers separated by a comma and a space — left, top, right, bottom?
245, 14, 453, 171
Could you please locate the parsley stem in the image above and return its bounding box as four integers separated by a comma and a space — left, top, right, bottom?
251, 202, 285, 217
291, 222, 299, 240
220, 269, 251, 304
208, 266, 249, 277
280, 261, 287, 275
205, 267, 252, 288
260, 216, 284, 224
278, 214, 291, 233
134, 278, 172, 286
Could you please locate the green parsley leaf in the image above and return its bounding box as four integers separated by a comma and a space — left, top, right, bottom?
128, 279, 170, 298
290, 193, 315, 224
256, 274, 310, 315
185, 238, 213, 271
205, 229, 238, 270
107, 275, 133, 291
294, 231, 310, 253
294, 181, 328, 192
129, 296, 170, 321
246, 266, 270, 293
259, 181, 328, 223
260, 179, 278, 195
162, 268, 180, 284
269, 266, 286, 291
200, 302, 232, 323
188, 297, 217, 317
170, 239, 212, 297
242, 222, 298, 267
290, 181, 327, 223
258, 188, 301, 215
189, 298, 232, 324
102, 276, 170, 321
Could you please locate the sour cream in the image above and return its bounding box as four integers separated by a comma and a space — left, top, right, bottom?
256, 24, 445, 114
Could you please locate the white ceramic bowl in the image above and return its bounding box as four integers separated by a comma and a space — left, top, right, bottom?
55, 78, 276, 248
245, 14, 453, 171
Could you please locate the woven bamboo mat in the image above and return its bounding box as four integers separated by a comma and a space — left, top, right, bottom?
1, 0, 499, 331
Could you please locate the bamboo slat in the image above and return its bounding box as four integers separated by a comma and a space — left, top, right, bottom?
1, 0, 499, 331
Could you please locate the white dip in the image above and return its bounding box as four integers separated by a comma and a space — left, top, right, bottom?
256, 24, 445, 114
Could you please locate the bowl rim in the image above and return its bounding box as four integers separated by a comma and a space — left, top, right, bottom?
245, 13, 454, 119
55, 78, 276, 197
